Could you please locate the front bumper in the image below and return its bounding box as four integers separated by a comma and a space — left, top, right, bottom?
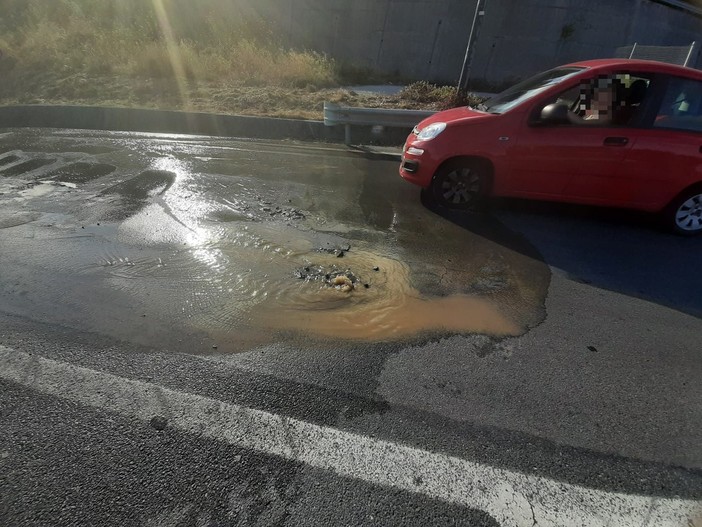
398, 137, 436, 188
400, 157, 419, 174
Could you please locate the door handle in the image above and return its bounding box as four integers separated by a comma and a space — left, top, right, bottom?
603, 136, 629, 146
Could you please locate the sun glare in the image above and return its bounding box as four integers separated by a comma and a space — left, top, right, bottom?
151, 0, 191, 109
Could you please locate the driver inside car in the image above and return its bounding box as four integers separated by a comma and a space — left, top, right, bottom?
570, 76, 624, 125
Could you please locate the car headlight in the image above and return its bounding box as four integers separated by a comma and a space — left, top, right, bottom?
416, 122, 446, 141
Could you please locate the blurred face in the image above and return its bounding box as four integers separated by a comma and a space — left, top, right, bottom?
592, 86, 614, 112
580, 78, 617, 120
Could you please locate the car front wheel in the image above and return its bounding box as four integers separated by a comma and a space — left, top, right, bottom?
666, 187, 702, 236
431, 161, 489, 210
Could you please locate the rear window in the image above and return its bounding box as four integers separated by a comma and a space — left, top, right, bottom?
653, 76, 702, 132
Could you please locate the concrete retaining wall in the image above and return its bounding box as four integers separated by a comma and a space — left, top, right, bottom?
470, 0, 702, 87
258, 0, 702, 87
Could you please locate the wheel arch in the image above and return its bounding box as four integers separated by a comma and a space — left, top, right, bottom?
663, 181, 702, 236
664, 181, 702, 211
432, 156, 496, 196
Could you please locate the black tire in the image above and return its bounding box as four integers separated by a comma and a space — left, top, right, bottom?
431, 160, 489, 210
664, 186, 702, 236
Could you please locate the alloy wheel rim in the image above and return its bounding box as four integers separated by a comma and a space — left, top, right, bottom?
675, 193, 702, 231
440, 168, 480, 205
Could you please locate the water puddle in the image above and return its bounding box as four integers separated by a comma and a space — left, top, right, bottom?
47, 162, 116, 184
0, 129, 550, 353
102, 169, 176, 220
0, 211, 41, 229
19, 181, 62, 198
94, 220, 531, 345
55, 181, 78, 189
250, 250, 521, 340
0, 154, 20, 166
0, 158, 56, 177
209, 209, 253, 223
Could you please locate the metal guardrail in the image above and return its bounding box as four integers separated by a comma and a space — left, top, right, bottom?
324, 102, 435, 145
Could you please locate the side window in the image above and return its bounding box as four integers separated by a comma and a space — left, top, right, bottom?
611, 73, 652, 126
536, 72, 653, 127
653, 77, 702, 132
552, 84, 581, 110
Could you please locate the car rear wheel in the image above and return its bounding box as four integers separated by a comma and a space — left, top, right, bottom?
431, 161, 488, 210
665, 187, 702, 236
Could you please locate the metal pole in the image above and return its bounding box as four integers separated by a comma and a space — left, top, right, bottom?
628, 42, 637, 59
457, 0, 486, 92
684, 41, 696, 67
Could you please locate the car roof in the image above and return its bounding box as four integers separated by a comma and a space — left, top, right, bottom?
563, 58, 702, 80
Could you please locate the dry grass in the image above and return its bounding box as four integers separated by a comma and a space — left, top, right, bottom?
0, 0, 484, 120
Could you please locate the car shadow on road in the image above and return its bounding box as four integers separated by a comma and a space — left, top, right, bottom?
421, 192, 702, 319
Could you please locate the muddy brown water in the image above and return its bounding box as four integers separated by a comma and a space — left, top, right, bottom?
0, 129, 550, 353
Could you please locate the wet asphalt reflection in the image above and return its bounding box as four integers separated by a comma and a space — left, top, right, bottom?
0, 129, 550, 352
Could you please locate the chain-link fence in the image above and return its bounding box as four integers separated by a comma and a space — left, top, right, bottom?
614, 42, 697, 67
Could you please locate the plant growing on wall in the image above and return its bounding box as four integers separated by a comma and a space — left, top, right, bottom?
560, 22, 576, 41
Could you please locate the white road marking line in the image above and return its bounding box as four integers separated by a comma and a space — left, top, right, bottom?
0, 346, 699, 527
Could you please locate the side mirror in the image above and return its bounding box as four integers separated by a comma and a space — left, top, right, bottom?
539, 103, 570, 125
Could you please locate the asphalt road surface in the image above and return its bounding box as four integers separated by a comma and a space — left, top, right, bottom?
0, 128, 700, 526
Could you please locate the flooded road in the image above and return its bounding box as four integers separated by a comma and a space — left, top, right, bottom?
0, 128, 550, 352
2, 129, 701, 527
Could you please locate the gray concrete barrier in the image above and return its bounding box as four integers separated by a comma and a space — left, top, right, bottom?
0, 105, 414, 146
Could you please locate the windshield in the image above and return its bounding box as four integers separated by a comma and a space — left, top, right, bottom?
480, 67, 585, 114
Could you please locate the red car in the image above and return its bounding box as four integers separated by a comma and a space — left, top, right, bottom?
399, 59, 702, 235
